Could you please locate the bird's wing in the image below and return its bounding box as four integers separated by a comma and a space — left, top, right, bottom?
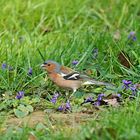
60, 71, 114, 87
62, 72, 81, 80
60, 66, 75, 74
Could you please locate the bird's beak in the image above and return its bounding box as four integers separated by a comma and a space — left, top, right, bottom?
41, 63, 46, 68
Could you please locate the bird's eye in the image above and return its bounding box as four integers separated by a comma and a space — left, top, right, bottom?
47, 64, 51, 66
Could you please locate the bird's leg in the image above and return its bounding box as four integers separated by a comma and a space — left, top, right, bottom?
64, 90, 71, 101
65, 91, 69, 99
69, 89, 76, 99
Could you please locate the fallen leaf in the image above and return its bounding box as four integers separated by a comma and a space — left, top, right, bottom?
28, 133, 36, 140
136, 84, 140, 89
118, 51, 131, 68
103, 93, 121, 106
104, 98, 119, 106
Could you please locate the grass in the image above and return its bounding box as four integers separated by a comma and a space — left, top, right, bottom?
0, 0, 140, 139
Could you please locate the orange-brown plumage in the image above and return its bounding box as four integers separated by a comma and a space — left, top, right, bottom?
41, 60, 113, 93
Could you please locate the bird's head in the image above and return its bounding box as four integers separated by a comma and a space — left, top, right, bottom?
41, 60, 61, 73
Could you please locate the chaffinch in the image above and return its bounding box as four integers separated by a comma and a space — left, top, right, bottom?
41, 60, 113, 93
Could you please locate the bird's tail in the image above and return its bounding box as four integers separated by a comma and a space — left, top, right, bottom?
82, 79, 114, 87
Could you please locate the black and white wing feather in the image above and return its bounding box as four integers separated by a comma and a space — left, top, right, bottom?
63, 72, 81, 80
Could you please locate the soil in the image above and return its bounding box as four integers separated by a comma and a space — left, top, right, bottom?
6, 111, 96, 128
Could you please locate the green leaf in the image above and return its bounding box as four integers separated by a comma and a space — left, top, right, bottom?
14, 109, 28, 118
35, 123, 46, 131
14, 104, 33, 118
74, 91, 84, 98
92, 87, 103, 93
18, 104, 28, 113
26, 105, 33, 112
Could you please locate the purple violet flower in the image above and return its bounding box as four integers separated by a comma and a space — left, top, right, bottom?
128, 31, 137, 41
97, 94, 105, 101
130, 85, 137, 95
50, 93, 59, 104
122, 80, 132, 89
72, 60, 78, 65
122, 80, 138, 96
117, 94, 121, 97
130, 85, 137, 91
94, 101, 101, 106
122, 80, 132, 85
2, 63, 13, 71
58, 106, 63, 111
84, 97, 93, 103
2, 63, 7, 70
92, 94, 105, 107
28, 68, 33, 76
16, 91, 24, 99
65, 100, 71, 110
57, 100, 71, 111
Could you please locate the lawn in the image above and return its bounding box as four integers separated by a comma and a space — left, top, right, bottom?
0, 0, 140, 139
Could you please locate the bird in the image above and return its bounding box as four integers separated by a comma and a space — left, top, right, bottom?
41, 60, 113, 94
